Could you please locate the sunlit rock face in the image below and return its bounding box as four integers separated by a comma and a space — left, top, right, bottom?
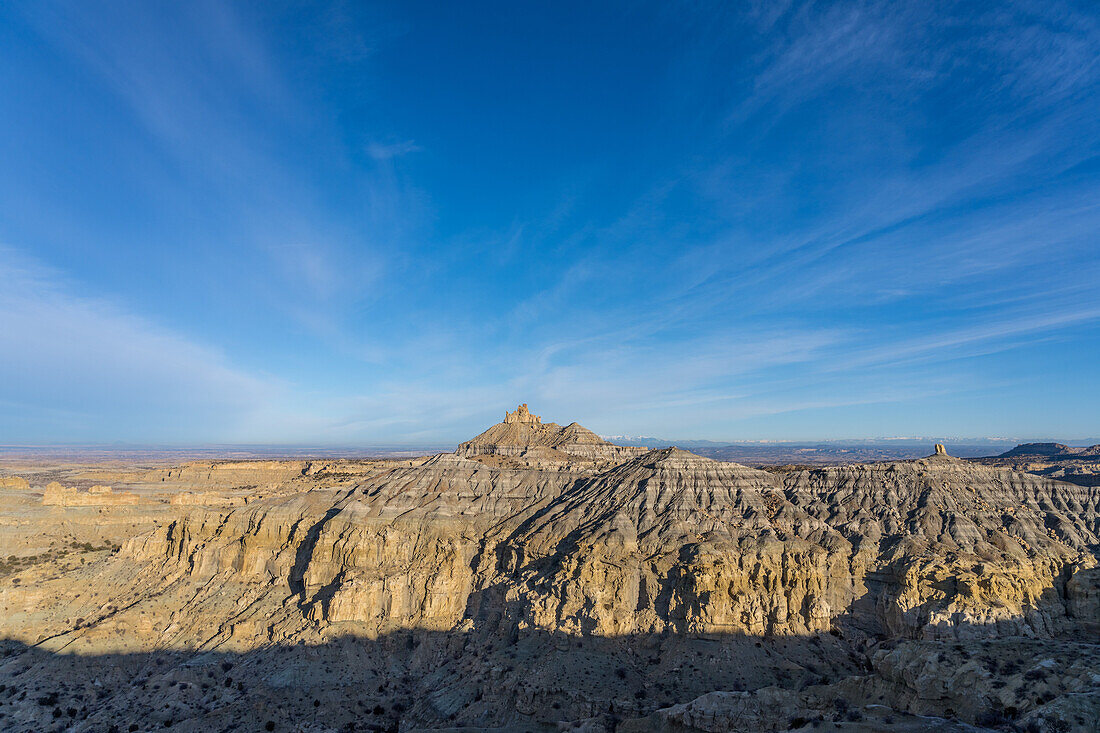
456, 403, 649, 465
491, 448, 855, 637
1, 424, 1098, 732
781, 457, 1100, 639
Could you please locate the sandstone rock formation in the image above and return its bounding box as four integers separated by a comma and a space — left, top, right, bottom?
41, 482, 142, 506
0, 419, 1098, 732
457, 403, 648, 465
0, 476, 30, 490
504, 402, 541, 424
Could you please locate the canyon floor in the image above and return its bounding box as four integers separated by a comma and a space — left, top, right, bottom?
0, 411, 1098, 733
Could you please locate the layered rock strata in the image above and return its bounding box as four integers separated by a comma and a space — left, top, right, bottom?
457, 404, 648, 464
0, 428, 1098, 732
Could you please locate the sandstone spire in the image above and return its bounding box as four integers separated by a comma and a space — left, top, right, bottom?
504, 403, 540, 424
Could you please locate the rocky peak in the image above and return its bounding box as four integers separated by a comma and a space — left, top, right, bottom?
503, 402, 540, 424
925, 442, 962, 462
456, 407, 648, 464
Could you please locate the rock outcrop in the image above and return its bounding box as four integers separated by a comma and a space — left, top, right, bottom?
457, 404, 648, 464
41, 482, 142, 506
0, 476, 30, 490
504, 402, 541, 424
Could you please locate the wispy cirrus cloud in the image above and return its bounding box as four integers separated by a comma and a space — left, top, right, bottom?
366, 140, 422, 160
2, 1, 1098, 443
0, 246, 290, 442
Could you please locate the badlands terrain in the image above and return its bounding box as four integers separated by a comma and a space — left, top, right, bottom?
0, 406, 1098, 732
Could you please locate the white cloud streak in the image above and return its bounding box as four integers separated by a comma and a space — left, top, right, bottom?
0, 247, 285, 442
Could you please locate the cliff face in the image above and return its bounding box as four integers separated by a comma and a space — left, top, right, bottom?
1, 433, 1099, 732
782, 457, 1100, 639
9, 448, 1096, 648
490, 449, 856, 637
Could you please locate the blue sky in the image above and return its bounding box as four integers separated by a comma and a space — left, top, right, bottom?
1, 0, 1098, 444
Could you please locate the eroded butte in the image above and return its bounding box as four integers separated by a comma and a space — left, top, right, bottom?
0, 406, 1097, 732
